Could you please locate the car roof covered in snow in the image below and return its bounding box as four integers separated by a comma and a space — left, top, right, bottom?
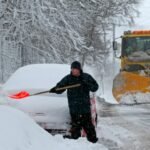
3, 64, 70, 93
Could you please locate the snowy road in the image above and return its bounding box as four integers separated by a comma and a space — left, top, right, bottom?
97, 99, 150, 150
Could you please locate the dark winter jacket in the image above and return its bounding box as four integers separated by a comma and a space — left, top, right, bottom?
55, 72, 99, 115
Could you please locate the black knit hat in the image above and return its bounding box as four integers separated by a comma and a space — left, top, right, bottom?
71, 61, 82, 70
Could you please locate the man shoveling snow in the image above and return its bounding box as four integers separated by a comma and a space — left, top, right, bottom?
50, 61, 99, 143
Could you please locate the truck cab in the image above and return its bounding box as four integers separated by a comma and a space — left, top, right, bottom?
121, 30, 150, 74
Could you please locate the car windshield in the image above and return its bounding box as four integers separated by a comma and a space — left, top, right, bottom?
122, 36, 150, 56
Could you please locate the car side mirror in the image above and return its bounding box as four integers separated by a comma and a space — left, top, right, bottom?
113, 41, 118, 51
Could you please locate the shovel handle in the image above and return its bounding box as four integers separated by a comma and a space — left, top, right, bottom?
31, 83, 81, 96
31, 91, 50, 96
56, 83, 81, 91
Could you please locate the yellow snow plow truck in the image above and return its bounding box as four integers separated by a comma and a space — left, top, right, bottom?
113, 30, 150, 103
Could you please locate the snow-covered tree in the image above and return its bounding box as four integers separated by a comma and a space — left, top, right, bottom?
0, 0, 140, 82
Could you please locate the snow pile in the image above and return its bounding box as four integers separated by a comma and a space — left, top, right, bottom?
0, 105, 107, 150
120, 93, 150, 104
95, 53, 120, 104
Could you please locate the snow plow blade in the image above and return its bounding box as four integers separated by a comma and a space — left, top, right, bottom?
112, 72, 150, 102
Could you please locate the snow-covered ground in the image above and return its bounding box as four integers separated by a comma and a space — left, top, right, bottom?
1, 98, 150, 150
0, 105, 106, 150
97, 99, 150, 150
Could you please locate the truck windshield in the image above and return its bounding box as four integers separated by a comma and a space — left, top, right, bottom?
122, 37, 150, 56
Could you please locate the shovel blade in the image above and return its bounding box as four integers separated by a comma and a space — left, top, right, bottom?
9, 91, 30, 99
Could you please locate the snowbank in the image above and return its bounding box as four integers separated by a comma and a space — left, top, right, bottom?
120, 93, 150, 104
0, 106, 106, 150
90, 54, 120, 104
84, 62, 119, 104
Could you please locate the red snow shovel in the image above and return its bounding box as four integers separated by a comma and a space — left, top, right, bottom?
9, 84, 81, 100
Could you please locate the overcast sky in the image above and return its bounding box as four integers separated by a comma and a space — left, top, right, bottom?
116, 0, 150, 37
135, 0, 150, 28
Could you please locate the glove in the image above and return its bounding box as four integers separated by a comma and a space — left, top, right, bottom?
49, 87, 57, 93
49, 86, 65, 94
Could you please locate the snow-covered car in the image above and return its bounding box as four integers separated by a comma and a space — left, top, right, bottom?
2, 64, 70, 133
1, 64, 97, 134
